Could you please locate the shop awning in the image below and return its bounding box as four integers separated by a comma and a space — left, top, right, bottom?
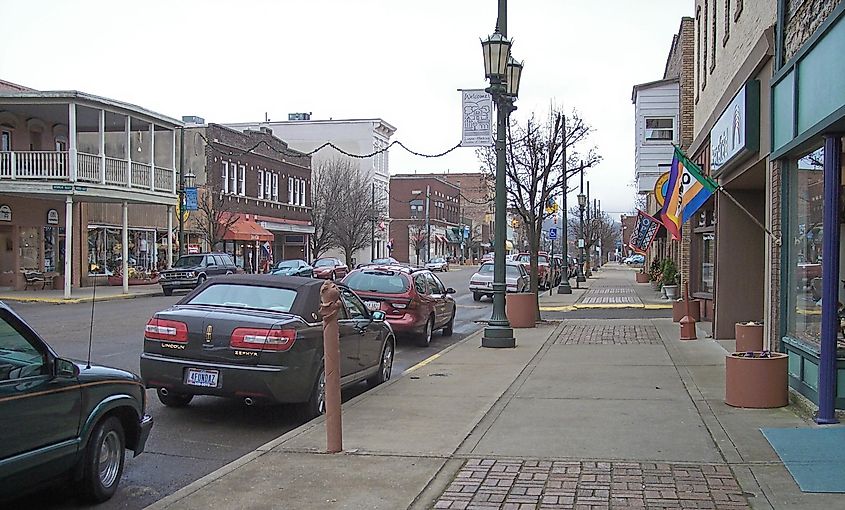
446, 228, 462, 244
221, 218, 274, 242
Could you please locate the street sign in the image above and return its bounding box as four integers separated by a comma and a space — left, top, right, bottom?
548, 227, 558, 240
185, 187, 198, 211
578, 238, 585, 248
463, 225, 470, 239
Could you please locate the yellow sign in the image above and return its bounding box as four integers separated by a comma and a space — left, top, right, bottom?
176, 197, 190, 222
654, 171, 670, 208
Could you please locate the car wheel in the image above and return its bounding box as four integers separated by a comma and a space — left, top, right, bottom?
330, 271, 337, 281
196, 274, 207, 287
473, 292, 481, 302
157, 388, 193, 407
368, 337, 394, 387
416, 316, 434, 347
80, 416, 125, 503
442, 311, 455, 336
300, 366, 326, 419
162, 288, 173, 296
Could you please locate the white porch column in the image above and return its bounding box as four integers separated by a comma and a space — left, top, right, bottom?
98, 109, 106, 184
125, 115, 132, 187
64, 196, 72, 299
68, 103, 77, 182
122, 201, 129, 293
171, 129, 177, 193
149, 123, 155, 191
167, 205, 174, 268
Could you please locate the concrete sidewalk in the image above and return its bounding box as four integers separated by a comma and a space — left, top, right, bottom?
0, 282, 162, 304
147, 269, 843, 510
539, 264, 671, 312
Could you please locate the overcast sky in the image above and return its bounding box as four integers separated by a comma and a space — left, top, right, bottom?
0, 0, 690, 218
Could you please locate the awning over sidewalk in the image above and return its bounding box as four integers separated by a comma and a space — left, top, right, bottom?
221, 218, 274, 242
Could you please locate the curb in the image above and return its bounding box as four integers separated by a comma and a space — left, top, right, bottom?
539, 303, 673, 312
145, 327, 488, 510
0, 291, 163, 305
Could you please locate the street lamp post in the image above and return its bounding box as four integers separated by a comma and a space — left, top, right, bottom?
557, 119, 572, 294
481, 0, 522, 348
577, 191, 587, 285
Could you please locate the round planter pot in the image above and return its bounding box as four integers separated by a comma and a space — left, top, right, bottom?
672, 299, 700, 322
505, 293, 537, 328
725, 352, 788, 408
663, 285, 679, 300
735, 322, 764, 352
635, 272, 650, 283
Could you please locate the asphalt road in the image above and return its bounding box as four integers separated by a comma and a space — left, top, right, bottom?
7, 266, 488, 509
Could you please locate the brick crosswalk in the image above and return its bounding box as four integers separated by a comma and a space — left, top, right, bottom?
434, 458, 750, 510
553, 324, 662, 345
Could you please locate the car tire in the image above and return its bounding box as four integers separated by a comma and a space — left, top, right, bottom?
300, 366, 326, 419
157, 388, 193, 407
162, 288, 173, 296
80, 416, 125, 503
196, 274, 207, 287
442, 311, 455, 336
416, 316, 434, 347
330, 271, 337, 281
472, 292, 481, 302
367, 337, 394, 387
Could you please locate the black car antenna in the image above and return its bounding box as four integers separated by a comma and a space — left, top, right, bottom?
86, 270, 97, 369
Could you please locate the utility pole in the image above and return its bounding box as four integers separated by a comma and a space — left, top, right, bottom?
425, 184, 431, 263
371, 182, 376, 261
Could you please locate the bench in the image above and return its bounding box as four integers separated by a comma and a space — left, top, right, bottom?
23, 271, 51, 290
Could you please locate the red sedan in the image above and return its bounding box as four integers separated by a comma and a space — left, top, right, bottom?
312, 257, 348, 280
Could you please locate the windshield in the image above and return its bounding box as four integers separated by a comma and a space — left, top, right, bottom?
344, 271, 410, 294
372, 258, 394, 264
276, 260, 299, 268
314, 259, 334, 267
517, 255, 530, 263
174, 256, 204, 268
538, 256, 549, 264
479, 263, 520, 278
479, 263, 494, 274
430, 257, 445, 263
187, 284, 297, 312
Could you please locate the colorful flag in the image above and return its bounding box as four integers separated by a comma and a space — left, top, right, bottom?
628, 210, 662, 254
660, 146, 718, 240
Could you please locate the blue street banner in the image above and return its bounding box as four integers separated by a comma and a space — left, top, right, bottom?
628, 209, 662, 254
185, 187, 198, 211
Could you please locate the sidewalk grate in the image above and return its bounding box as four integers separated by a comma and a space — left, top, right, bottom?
553, 325, 661, 345
588, 287, 635, 294
435, 458, 749, 509
581, 296, 639, 304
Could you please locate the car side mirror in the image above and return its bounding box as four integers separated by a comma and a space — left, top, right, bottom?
371, 310, 386, 321
446, 287, 456, 294
55, 357, 78, 378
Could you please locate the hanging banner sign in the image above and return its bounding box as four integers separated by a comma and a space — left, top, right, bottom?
653, 171, 670, 208
0, 205, 11, 222
461, 89, 493, 147
628, 209, 662, 254
47, 209, 59, 225
185, 187, 198, 211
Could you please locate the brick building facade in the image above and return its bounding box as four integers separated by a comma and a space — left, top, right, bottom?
388, 174, 460, 265
439, 172, 494, 261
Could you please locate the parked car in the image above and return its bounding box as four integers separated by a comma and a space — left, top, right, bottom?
425, 256, 450, 272
515, 252, 552, 289
0, 302, 152, 503
271, 259, 314, 277
481, 252, 494, 264
342, 265, 456, 347
469, 261, 530, 301
312, 257, 349, 280
356, 257, 400, 269
159, 253, 237, 296
624, 254, 645, 265
140, 275, 395, 417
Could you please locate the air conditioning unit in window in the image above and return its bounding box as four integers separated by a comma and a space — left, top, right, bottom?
646, 129, 673, 140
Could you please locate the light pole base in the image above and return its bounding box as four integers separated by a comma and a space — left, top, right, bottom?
557, 279, 572, 294
576, 275, 586, 283
482, 324, 516, 348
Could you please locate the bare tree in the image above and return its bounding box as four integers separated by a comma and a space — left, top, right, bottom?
478, 108, 600, 318
408, 222, 427, 266
568, 207, 617, 271
192, 187, 240, 250
326, 158, 384, 268
309, 160, 339, 260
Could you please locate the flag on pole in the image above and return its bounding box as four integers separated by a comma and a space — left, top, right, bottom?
660, 146, 718, 240
628, 209, 662, 254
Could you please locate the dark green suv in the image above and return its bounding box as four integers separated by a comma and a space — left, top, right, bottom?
0, 302, 153, 503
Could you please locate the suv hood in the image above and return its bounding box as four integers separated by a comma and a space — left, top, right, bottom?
71, 359, 142, 384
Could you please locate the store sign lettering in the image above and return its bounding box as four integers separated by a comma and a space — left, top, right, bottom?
709, 81, 759, 175
0, 205, 11, 222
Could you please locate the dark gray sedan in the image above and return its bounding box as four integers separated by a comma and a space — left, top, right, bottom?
271, 259, 314, 277
140, 275, 395, 417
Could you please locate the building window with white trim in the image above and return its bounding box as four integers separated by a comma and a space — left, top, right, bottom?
258, 171, 264, 199
294, 178, 300, 205
644, 118, 675, 142
272, 174, 279, 201
222, 161, 229, 194
288, 177, 294, 204
1, 130, 11, 151
299, 179, 306, 206
229, 162, 237, 194
239, 165, 246, 196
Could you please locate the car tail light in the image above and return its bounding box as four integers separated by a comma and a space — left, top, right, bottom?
230, 328, 296, 352
145, 317, 188, 342
390, 299, 416, 310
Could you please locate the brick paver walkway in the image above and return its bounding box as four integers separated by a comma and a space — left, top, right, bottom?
435, 458, 749, 510
553, 325, 661, 345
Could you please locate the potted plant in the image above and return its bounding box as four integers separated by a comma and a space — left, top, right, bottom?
662, 259, 679, 300
648, 259, 663, 291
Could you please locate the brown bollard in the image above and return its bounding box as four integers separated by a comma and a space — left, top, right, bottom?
679, 283, 697, 340
320, 280, 342, 453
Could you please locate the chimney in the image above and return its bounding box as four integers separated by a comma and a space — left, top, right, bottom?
259, 126, 273, 136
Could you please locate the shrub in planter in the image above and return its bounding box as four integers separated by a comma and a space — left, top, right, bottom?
662, 259, 679, 300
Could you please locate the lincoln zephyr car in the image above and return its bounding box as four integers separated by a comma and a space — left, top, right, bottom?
140, 275, 395, 418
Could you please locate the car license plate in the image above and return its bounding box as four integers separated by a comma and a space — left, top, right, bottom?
364, 300, 381, 311
185, 368, 219, 388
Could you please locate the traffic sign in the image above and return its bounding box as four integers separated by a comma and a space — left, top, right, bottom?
548, 227, 558, 240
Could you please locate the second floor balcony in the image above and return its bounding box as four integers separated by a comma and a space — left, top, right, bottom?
0, 90, 181, 204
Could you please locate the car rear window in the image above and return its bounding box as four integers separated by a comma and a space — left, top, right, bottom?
537, 256, 549, 264
479, 263, 494, 274
186, 284, 297, 312
344, 271, 410, 294
507, 265, 521, 278
517, 255, 530, 263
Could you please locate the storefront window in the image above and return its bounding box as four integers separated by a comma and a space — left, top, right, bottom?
787, 146, 825, 345
19, 227, 39, 271
43, 227, 65, 273
694, 204, 715, 295
89, 227, 164, 275
701, 233, 715, 293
